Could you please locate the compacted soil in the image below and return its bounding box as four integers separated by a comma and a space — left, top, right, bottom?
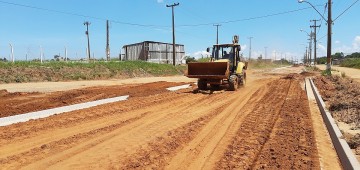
0, 68, 339, 169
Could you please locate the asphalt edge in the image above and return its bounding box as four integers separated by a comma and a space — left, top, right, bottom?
306, 78, 360, 170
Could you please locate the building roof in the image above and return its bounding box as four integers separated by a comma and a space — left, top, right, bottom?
123, 41, 184, 48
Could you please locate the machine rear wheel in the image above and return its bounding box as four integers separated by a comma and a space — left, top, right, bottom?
210, 84, 220, 89
228, 75, 238, 91
197, 79, 207, 90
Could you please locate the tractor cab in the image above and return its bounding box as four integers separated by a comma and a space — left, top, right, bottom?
208, 44, 241, 73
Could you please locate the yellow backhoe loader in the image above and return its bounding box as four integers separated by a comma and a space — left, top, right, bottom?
186, 35, 247, 91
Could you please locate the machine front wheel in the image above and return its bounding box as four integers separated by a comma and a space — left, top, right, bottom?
197, 79, 207, 90
228, 75, 238, 91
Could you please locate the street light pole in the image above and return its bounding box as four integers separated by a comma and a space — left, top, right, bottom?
166, 3, 179, 66
9, 43, 14, 63
248, 37, 253, 60
300, 29, 312, 65
298, 0, 332, 71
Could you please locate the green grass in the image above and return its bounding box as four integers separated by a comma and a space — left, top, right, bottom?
197, 57, 211, 62
340, 58, 360, 69
0, 61, 186, 83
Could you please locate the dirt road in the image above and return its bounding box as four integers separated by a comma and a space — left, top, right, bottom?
0, 68, 340, 169
0, 76, 196, 93
317, 65, 360, 82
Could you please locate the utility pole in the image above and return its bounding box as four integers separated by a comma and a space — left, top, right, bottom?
248, 37, 253, 60
166, 3, 179, 66
327, 0, 332, 70
84, 21, 91, 61
213, 24, 221, 44
308, 34, 312, 65
9, 43, 14, 63
106, 20, 110, 61
274, 50, 277, 62
65, 46, 68, 61
305, 46, 308, 64
40, 45, 43, 64
311, 19, 320, 65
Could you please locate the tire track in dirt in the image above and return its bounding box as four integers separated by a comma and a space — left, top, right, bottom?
0, 84, 239, 169
0, 91, 207, 168
24, 91, 236, 169
215, 78, 291, 169
251, 78, 320, 169
165, 79, 272, 170
0, 91, 191, 144
116, 80, 273, 169
0, 74, 323, 169
215, 77, 320, 169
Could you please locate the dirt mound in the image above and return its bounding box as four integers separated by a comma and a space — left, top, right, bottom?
0, 89, 8, 96
314, 75, 360, 156
326, 76, 360, 126
313, 76, 336, 101
300, 71, 317, 77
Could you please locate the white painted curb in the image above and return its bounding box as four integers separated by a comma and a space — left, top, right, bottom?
0, 83, 191, 127
166, 84, 191, 91
0, 95, 129, 127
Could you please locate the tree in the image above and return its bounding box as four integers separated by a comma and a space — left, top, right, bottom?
54, 55, 61, 61
345, 52, 360, 58
185, 56, 197, 64
332, 52, 344, 59
0, 57, 7, 62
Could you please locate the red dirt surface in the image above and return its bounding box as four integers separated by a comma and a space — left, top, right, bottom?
0, 81, 185, 118
0, 74, 326, 169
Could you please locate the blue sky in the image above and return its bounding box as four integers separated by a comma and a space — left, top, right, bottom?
0, 0, 359, 62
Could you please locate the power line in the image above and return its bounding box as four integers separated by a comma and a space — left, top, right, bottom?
318, 34, 327, 41
0, 0, 325, 29
317, 3, 328, 36
176, 5, 324, 27
333, 0, 360, 22
0, 0, 168, 28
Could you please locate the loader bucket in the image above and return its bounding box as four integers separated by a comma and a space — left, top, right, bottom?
186, 62, 229, 79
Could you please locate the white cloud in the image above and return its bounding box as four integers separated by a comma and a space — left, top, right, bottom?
189, 51, 211, 59
318, 44, 326, 56
241, 44, 247, 51
352, 36, 360, 50
316, 36, 360, 56
157, 0, 164, 3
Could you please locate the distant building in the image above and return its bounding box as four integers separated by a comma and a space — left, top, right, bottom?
122, 41, 185, 65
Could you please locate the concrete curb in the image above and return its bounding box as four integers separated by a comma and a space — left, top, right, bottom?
307, 78, 360, 170
0, 95, 129, 127
166, 84, 191, 91
0, 83, 193, 127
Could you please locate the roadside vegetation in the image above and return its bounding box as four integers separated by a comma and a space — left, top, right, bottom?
185, 56, 291, 69
0, 61, 186, 83
340, 58, 360, 69
317, 52, 360, 69
248, 59, 291, 69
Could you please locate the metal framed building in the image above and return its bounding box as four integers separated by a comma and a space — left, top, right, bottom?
122, 41, 185, 65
